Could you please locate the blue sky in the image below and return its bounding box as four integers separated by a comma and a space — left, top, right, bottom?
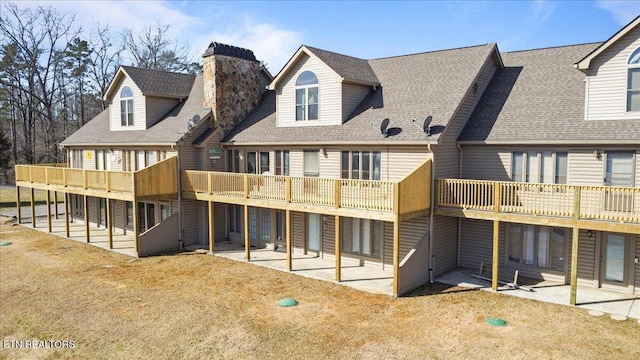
15, 0, 640, 72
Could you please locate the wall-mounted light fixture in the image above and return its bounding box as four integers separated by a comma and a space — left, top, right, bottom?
320, 147, 327, 157
593, 150, 602, 160
587, 230, 593, 238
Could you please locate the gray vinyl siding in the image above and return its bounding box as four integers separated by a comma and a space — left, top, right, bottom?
383, 216, 429, 267
461, 146, 511, 180
574, 230, 596, 286
568, 150, 604, 185
82, 150, 94, 170
181, 199, 200, 246
321, 215, 335, 257
214, 203, 226, 243
292, 212, 305, 251
145, 96, 180, 128
585, 26, 640, 121
384, 147, 432, 181
342, 83, 371, 122
635, 235, 640, 294
459, 218, 504, 271
435, 53, 497, 179
432, 216, 458, 275
276, 53, 343, 127
180, 145, 202, 171
109, 77, 146, 131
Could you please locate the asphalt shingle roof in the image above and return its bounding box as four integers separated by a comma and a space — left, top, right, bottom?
121, 66, 196, 98
62, 75, 208, 146
304, 46, 379, 85
459, 43, 640, 144
224, 44, 497, 144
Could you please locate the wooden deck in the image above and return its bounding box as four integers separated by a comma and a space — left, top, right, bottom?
435, 179, 640, 234
14, 157, 178, 201
182, 159, 431, 221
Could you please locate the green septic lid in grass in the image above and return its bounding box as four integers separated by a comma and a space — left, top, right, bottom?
0, 241, 12, 246
278, 298, 298, 307
486, 317, 507, 327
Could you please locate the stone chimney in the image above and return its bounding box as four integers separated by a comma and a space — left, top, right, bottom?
202, 42, 266, 135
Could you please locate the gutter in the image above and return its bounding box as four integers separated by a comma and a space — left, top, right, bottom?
428, 143, 435, 283
221, 140, 439, 147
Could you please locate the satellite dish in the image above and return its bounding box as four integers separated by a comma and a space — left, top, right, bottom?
423, 116, 432, 136
187, 118, 195, 131
380, 118, 390, 138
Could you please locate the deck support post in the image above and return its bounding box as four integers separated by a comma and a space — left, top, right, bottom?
54, 191, 59, 219
335, 215, 341, 282
491, 182, 502, 291
286, 209, 292, 271
30, 188, 35, 228
133, 200, 140, 256
84, 195, 89, 243
492, 220, 500, 291
208, 201, 214, 254
392, 182, 400, 297
46, 190, 51, 232
15, 186, 21, 224
244, 204, 250, 261
64, 193, 70, 237
570, 187, 581, 306
107, 199, 113, 249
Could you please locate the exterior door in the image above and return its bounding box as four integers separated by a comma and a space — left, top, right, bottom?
307, 213, 321, 256
601, 233, 630, 290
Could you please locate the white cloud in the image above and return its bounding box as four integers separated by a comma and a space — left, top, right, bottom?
531, 0, 554, 26
196, 19, 302, 74
10, 0, 301, 73
596, 0, 640, 25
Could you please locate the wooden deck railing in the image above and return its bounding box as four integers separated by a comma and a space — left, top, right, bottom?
436, 179, 640, 223
182, 171, 397, 212
15, 157, 178, 198
182, 159, 432, 215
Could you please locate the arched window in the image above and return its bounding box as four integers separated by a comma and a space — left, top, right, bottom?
295, 71, 318, 121
120, 86, 134, 126
627, 47, 640, 112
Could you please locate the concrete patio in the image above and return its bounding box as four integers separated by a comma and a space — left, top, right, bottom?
208, 241, 395, 296
437, 269, 640, 321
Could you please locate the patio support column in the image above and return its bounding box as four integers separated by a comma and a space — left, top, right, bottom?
492, 182, 501, 291
30, 188, 35, 228
286, 209, 292, 271
492, 220, 500, 291
335, 215, 341, 282
46, 190, 52, 232
107, 198, 113, 249
208, 201, 214, 254
84, 195, 89, 243
392, 218, 400, 297
133, 200, 140, 256
54, 191, 59, 219
570, 187, 582, 306
64, 193, 70, 237
244, 204, 250, 261
15, 186, 21, 224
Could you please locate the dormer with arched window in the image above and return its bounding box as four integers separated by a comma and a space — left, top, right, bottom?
120, 86, 134, 126
295, 71, 319, 121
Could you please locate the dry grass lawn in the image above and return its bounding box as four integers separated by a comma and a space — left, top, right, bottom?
0, 186, 64, 208
1, 216, 638, 359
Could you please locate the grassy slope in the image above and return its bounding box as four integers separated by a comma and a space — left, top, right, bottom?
0, 217, 638, 359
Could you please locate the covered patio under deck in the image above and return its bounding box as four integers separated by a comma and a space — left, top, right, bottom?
206, 241, 394, 295
20, 215, 137, 257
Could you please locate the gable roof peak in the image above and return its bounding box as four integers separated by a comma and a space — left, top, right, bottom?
575, 15, 640, 71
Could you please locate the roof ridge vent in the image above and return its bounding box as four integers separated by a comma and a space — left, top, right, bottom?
203, 42, 257, 61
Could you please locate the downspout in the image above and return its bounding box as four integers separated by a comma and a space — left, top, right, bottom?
457, 143, 463, 267
428, 143, 435, 283
173, 143, 184, 250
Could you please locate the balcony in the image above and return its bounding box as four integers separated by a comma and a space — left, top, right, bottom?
182, 159, 431, 221
435, 179, 640, 233
15, 157, 178, 201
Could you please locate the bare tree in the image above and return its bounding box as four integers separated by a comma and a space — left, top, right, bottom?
121, 24, 199, 74
0, 3, 77, 164
87, 24, 122, 111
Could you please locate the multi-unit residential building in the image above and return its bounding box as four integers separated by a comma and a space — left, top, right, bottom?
15, 17, 640, 302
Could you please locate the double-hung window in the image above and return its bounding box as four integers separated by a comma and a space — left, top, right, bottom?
512, 151, 567, 184
275, 150, 290, 176
295, 71, 318, 121
627, 47, 640, 112
341, 151, 381, 180
120, 86, 134, 126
